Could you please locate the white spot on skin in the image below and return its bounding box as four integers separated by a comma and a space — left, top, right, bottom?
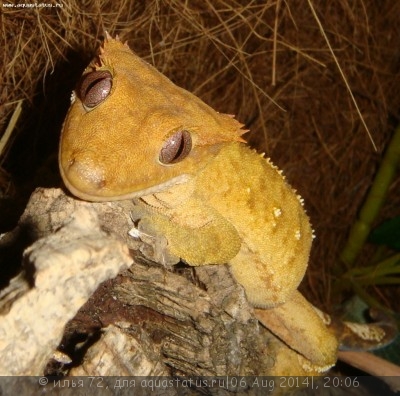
297, 194, 305, 206
273, 207, 282, 218
70, 90, 76, 104
295, 230, 301, 240
266, 157, 279, 171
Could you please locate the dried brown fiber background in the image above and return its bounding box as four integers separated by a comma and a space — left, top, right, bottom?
1, 0, 400, 312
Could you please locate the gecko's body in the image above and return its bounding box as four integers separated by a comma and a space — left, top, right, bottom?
59, 36, 339, 372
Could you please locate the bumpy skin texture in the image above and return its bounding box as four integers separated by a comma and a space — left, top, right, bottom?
59, 36, 338, 371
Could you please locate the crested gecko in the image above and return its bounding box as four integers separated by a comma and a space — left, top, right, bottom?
58, 35, 358, 373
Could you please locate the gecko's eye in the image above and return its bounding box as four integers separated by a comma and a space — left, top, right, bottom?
159, 130, 192, 164
78, 70, 113, 109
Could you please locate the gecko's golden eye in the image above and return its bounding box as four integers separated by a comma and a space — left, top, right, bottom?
159, 130, 192, 164
78, 70, 112, 109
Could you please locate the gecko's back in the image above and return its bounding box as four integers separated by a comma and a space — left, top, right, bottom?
195, 142, 313, 308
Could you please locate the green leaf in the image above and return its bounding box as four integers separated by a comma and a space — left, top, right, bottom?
369, 216, 400, 250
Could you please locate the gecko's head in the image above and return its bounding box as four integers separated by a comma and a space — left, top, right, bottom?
59, 36, 246, 202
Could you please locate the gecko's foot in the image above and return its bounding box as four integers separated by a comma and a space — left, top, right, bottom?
128, 215, 180, 268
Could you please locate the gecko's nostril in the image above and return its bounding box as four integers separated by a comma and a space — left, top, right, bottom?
64, 157, 107, 192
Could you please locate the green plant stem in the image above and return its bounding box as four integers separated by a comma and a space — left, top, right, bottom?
356, 277, 400, 286
339, 124, 400, 269
345, 253, 400, 277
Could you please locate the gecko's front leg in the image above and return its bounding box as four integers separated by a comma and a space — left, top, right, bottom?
132, 194, 242, 267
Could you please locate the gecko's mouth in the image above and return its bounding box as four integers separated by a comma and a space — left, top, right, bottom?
60, 158, 190, 202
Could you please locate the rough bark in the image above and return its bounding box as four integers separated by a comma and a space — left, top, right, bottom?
0, 188, 278, 380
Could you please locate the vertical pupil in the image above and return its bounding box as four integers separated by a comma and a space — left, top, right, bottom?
79, 70, 112, 109
159, 130, 192, 164
173, 134, 185, 159
85, 78, 103, 97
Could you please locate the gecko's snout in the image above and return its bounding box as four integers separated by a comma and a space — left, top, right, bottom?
61, 155, 107, 199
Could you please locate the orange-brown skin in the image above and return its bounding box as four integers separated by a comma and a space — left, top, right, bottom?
59, 36, 338, 372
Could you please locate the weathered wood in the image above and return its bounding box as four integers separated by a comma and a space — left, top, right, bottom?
0, 190, 132, 375
0, 188, 304, 382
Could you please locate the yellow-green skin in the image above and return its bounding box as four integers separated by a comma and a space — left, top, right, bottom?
59, 36, 338, 371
